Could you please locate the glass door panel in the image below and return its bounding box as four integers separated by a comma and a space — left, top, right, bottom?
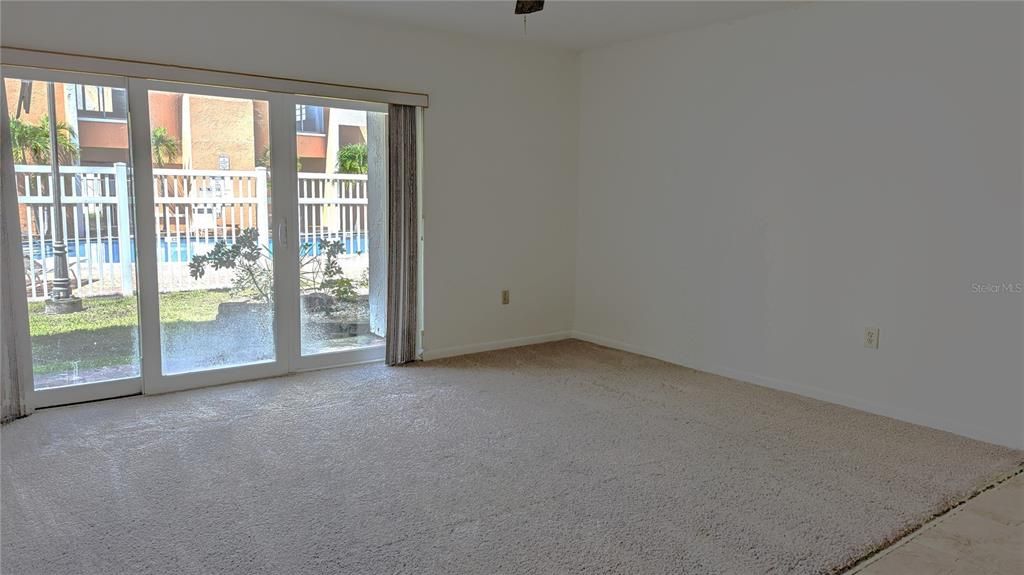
145, 88, 276, 375
294, 102, 386, 358
4, 71, 142, 392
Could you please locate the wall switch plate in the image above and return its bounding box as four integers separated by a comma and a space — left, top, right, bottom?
501, 289, 510, 305
864, 327, 879, 349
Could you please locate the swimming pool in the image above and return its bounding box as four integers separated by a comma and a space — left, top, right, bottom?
22, 233, 369, 264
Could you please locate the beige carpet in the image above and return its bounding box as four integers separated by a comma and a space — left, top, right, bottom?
2, 340, 1021, 574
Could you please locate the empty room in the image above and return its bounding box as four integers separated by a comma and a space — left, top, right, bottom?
1, 2, 1021, 574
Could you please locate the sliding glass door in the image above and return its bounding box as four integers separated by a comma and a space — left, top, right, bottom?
127, 79, 291, 394
147, 85, 276, 375
3, 67, 143, 406
3, 66, 388, 406
291, 98, 387, 369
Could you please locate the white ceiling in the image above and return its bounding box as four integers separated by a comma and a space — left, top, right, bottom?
329, 1, 797, 52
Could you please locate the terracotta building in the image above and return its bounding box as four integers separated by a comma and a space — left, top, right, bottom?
5, 80, 366, 171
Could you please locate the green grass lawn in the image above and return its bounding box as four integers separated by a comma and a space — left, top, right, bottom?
29, 290, 234, 337
29, 290, 234, 376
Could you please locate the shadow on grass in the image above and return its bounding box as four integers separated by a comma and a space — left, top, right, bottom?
30, 292, 381, 382
31, 315, 276, 381
31, 325, 141, 377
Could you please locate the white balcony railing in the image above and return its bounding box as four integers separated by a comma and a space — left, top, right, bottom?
15, 164, 370, 300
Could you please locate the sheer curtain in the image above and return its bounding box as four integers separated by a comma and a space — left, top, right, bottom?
1, 79, 32, 422
385, 104, 419, 365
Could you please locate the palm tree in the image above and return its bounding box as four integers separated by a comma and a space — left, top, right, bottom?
151, 126, 180, 167
9, 115, 79, 165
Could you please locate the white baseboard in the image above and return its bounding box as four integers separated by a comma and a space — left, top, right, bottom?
421, 331, 573, 361
570, 331, 1023, 450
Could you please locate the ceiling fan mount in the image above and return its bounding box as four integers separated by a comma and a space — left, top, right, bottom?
514, 1, 545, 16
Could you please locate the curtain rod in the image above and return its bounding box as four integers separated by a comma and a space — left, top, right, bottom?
0, 46, 429, 108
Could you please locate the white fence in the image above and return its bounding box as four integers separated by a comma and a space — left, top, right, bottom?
16, 164, 369, 300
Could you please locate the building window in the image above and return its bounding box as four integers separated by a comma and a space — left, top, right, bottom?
295, 104, 325, 134
75, 85, 127, 120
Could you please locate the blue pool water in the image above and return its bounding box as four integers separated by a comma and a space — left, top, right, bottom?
22, 234, 368, 264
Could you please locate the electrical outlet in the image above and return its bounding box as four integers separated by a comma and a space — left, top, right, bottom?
501, 289, 510, 305
864, 327, 879, 349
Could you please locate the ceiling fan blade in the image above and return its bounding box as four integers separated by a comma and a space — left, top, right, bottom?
514, 1, 545, 15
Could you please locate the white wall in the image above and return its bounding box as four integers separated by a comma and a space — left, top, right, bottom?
0, 1, 579, 356
575, 3, 1024, 448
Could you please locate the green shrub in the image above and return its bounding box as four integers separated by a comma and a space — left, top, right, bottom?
189, 228, 358, 305
336, 143, 368, 174
189, 228, 273, 303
